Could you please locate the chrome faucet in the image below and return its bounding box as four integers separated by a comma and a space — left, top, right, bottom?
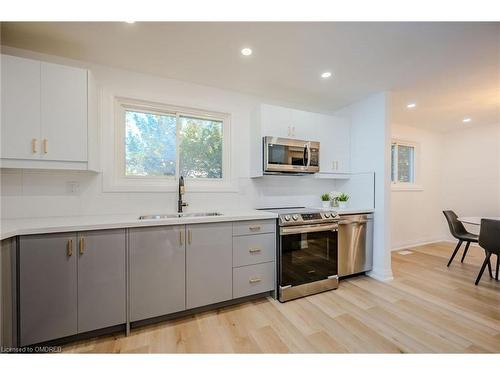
178, 176, 188, 213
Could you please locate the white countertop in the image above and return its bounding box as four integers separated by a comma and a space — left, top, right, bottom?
0, 210, 278, 240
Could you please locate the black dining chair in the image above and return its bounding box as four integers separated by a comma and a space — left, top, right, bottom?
476, 219, 500, 285
443, 210, 479, 267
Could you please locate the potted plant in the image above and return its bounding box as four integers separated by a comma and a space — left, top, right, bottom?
320, 193, 331, 209
330, 191, 340, 208
337, 193, 350, 209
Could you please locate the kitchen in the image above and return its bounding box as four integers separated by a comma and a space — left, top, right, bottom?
0, 9, 499, 374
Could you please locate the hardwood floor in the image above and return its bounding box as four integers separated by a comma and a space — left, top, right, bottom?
62, 242, 500, 353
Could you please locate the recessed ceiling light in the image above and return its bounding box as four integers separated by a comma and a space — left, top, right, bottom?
321, 72, 332, 79
406, 103, 417, 109
241, 48, 252, 56
463, 118, 472, 123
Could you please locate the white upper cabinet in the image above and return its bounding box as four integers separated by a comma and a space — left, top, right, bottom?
251, 103, 350, 177
260, 104, 293, 138
317, 114, 351, 174
1, 55, 41, 160
1, 54, 97, 171
41, 62, 88, 162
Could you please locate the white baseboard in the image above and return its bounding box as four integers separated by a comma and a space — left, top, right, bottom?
391, 238, 447, 252
367, 269, 394, 282
391, 238, 482, 252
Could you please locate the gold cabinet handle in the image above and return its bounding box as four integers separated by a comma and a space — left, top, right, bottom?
188, 229, 192, 245
249, 277, 262, 284
79, 237, 85, 255
67, 239, 73, 257
179, 231, 184, 246
249, 248, 262, 254
43, 139, 48, 154
31, 138, 37, 154
249, 225, 261, 232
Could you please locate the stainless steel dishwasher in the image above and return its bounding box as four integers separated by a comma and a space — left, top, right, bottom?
338, 213, 374, 277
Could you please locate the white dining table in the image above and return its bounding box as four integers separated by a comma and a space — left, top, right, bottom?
457, 217, 500, 226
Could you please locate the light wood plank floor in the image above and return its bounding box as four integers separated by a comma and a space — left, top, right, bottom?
63, 242, 500, 353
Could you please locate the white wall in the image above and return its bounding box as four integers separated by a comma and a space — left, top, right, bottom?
391, 124, 445, 249
337, 92, 393, 281
0, 47, 358, 219
391, 122, 500, 249
441, 122, 500, 236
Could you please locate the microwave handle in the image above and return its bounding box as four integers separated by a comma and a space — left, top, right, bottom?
306, 143, 311, 168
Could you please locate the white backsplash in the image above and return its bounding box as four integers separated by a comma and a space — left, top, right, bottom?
0, 169, 350, 218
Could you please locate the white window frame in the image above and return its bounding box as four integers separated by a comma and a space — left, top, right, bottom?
391, 139, 422, 191
104, 96, 233, 192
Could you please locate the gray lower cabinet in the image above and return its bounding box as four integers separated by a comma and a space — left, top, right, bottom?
186, 222, 233, 309
77, 229, 126, 333
129, 226, 186, 321
19, 233, 78, 346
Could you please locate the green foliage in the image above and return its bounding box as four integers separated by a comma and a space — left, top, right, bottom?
124, 111, 223, 179
125, 111, 176, 176
321, 193, 331, 201
337, 193, 349, 202
179, 116, 223, 178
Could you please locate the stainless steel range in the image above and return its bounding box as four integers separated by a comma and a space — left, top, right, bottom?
266, 207, 340, 302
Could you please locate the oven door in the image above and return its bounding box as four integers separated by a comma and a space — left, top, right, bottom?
279, 223, 338, 289
263, 137, 320, 173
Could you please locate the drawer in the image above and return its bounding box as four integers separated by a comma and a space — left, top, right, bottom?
233, 220, 275, 236
233, 262, 275, 299
233, 233, 275, 267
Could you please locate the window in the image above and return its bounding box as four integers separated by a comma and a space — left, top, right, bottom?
125, 110, 177, 177
107, 98, 231, 192
391, 140, 421, 190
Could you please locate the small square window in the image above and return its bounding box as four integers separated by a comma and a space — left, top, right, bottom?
391, 140, 418, 187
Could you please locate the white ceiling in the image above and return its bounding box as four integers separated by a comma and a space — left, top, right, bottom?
1, 22, 499, 131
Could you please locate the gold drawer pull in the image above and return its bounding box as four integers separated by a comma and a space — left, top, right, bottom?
79, 237, 85, 255
249, 248, 262, 254
249, 277, 262, 284
249, 225, 261, 231
67, 239, 73, 257
31, 138, 37, 154
43, 139, 48, 154
179, 231, 184, 246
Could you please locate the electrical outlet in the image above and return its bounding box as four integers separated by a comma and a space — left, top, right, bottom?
67, 181, 80, 194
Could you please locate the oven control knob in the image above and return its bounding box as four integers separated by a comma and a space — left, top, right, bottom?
324, 213, 331, 218
292, 214, 299, 221
284, 215, 291, 221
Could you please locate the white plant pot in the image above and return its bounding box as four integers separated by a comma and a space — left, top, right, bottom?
338, 201, 348, 209
322, 201, 330, 209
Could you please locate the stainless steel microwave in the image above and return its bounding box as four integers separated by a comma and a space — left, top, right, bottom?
263, 136, 320, 174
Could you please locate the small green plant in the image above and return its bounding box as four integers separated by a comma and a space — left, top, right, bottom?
321, 193, 331, 201
337, 193, 349, 202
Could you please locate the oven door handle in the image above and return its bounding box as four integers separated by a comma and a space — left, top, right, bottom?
280, 223, 338, 235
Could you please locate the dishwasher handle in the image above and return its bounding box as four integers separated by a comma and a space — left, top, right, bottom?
338, 219, 369, 225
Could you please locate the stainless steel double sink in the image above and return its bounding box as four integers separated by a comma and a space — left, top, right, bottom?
138, 212, 223, 220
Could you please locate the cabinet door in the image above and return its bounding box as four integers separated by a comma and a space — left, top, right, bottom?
260, 104, 293, 138
77, 229, 126, 333
318, 115, 351, 173
186, 222, 232, 309
41, 62, 87, 162
19, 233, 77, 346
291, 109, 322, 141
129, 226, 185, 321
1, 55, 41, 160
